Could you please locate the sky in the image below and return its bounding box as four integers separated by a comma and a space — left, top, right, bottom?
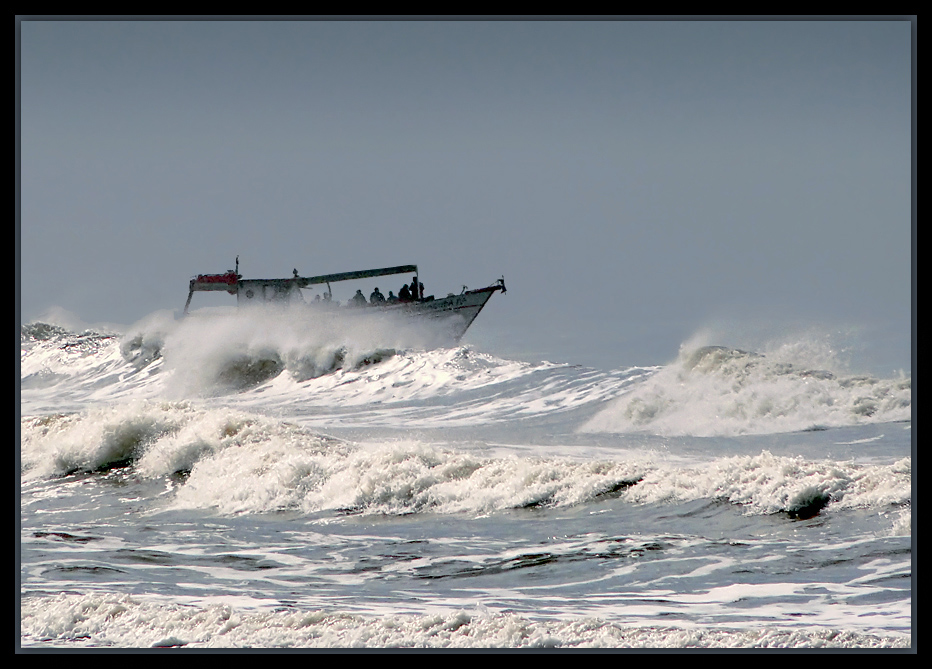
18, 18, 914, 374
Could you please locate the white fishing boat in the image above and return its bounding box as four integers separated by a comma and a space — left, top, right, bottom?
183, 259, 506, 341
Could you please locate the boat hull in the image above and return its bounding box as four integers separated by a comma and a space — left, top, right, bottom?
386, 286, 501, 341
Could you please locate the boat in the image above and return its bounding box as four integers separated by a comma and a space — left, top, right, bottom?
183, 258, 506, 342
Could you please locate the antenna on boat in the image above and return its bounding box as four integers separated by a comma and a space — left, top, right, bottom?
235, 256, 239, 277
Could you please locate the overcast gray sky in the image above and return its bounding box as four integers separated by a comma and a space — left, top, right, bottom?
18, 18, 913, 374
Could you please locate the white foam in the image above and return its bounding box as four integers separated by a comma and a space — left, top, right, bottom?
21, 402, 910, 523
623, 450, 911, 518
21, 402, 186, 479
172, 436, 649, 516
582, 343, 911, 437
21, 592, 911, 648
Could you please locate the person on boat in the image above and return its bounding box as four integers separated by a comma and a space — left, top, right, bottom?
409, 277, 419, 302
387, 290, 398, 304
369, 287, 385, 304
398, 284, 411, 302
350, 289, 367, 307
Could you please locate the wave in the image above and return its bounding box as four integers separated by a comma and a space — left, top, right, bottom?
582, 345, 912, 437
21, 317, 646, 425
22, 318, 912, 436
623, 449, 910, 519
20, 403, 911, 522
21, 592, 911, 648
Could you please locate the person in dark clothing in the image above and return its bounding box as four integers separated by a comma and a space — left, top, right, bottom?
398, 284, 411, 302
370, 287, 385, 303
350, 289, 367, 307
409, 277, 419, 302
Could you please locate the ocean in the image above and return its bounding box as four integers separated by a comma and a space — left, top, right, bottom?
19, 306, 913, 650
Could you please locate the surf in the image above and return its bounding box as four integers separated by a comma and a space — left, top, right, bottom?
581, 343, 911, 437
22, 316, 912, 437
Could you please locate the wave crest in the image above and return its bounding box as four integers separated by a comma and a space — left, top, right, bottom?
21, 404, 910, 525
582, 345, 911, 437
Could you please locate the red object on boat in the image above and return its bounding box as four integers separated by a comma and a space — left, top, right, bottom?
195, 272, 239, 286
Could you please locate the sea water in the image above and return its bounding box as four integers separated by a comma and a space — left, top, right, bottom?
19, 308, 912, 649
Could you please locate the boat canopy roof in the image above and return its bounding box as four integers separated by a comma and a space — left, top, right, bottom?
293, 264, 418, 288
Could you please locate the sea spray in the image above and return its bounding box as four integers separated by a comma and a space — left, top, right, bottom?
581, 341, 911, 437
149, 303, 457, 396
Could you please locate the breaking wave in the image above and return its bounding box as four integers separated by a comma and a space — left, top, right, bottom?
582, 344, 911, 437
22, 317, 912, 436
21, 317, 645, 425
122, 305, 455, 396
21, 592, 911, 649
20, 403, 911, 521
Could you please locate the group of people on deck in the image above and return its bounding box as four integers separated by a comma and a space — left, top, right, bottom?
347, 276, 424, 307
